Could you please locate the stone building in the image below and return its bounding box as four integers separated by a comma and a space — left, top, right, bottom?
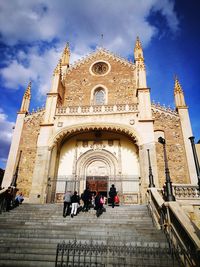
2, 37, 198, 204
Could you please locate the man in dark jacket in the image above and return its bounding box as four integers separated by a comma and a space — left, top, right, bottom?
109, 184, 117, 208
95, 192, 103, 217
82, 186, 91, 212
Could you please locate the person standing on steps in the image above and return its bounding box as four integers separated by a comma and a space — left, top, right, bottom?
109, 184, 117, 208
63, 190, 72, 217
70, 191, 80, 218
82, 186, 92, 212
95, 192, 104, 217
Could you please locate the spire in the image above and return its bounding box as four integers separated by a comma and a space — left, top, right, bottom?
134, 36, 147, 88
174, 76, 183, 94
134, 36, 144, 61
174, 76, 186, 108
20, 81, 31, 113
61, 42, 70, 67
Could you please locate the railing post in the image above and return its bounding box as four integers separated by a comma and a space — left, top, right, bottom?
158, 137, 175, 201
147, 149, 155, 187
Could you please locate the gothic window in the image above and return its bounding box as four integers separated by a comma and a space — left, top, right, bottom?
94, 88, 105, 105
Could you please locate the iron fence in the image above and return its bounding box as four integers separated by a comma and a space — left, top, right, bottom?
55, 239, 179, 267
47, 175, 140, 204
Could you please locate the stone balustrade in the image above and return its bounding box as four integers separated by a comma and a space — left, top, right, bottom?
56, 103, 138, 115
173, 184, 200, 199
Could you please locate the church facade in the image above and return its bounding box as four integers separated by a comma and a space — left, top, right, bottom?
2, 38, 197, 204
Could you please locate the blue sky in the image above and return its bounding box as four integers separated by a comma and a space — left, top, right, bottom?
0, 0, 199, 169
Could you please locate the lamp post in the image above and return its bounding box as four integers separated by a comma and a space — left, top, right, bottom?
147, 149, 155, 187
188, 136, 200, 191
10, 150, 22, 187
158, 137, 175, 201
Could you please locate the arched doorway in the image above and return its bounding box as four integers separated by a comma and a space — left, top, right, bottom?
48, 127, 141, 204
76, 149, 118, 198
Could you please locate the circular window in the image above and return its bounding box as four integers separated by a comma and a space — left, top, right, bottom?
91, 61, 109, 75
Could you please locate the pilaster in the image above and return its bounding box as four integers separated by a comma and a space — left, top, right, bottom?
138, 122, 159, 202
3, 112, 26, 187
178, 108, 197, 184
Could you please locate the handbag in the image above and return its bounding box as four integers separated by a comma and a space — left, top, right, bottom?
114, 195, 119, 204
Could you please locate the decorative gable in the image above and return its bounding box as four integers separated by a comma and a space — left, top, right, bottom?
62, 48, 137, 107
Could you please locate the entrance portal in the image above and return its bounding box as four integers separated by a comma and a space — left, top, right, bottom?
86, 176, 108, 197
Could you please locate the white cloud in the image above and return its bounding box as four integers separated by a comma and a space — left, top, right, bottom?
0, 0, 179, 49
0, 108, 15, 166
0, 0, 179, 95
0, 45, 62, 95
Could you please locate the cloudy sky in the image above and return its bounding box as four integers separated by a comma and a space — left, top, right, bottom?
0, 0, 199, 169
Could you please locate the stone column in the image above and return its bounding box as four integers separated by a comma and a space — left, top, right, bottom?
3, 113, 26, 187
29, 146, 51, 203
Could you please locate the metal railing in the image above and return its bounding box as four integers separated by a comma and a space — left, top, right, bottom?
147, 188, 200, 267
46, 175, 140, 204
55, 239, 177, 267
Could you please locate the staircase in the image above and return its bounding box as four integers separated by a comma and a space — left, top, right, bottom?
0, 203, 180, 267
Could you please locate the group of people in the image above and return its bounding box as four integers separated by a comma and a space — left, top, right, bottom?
4, 187, 24, 211
63, 184, 118, 218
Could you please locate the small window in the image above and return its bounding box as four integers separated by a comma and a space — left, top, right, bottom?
94, 88, 105, 105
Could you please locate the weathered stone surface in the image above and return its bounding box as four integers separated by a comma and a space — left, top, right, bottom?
17, 111, 44, 197
63, 52, 137, 106
152, 108, 190, 187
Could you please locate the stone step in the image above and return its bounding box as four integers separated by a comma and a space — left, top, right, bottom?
0, 237, 168, 248
0, 203, 180, 267
0, 232, 166, 242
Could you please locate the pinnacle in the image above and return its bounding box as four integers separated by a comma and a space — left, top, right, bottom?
135, 36, 142, 50
174, 76, 183, 93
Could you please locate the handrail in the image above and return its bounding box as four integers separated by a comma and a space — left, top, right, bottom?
147, 188, 200, 267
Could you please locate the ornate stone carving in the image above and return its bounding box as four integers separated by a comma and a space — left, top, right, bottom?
91, 61, 109, 75
90, 141, 106, 150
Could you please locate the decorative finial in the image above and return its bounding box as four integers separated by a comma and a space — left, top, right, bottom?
100, 33, 104, 48
20, 81, 31, 112
174, 75, 183, 94
134, 36, 144, 61
61, 42, 70, 66
24, 81, 31, 98
135, 36, 142, 50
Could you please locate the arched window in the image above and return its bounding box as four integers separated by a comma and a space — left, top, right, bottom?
94, 88, 105, 105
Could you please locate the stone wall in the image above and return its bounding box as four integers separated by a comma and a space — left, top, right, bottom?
17, 110, 44, 197
152, 107, 190, 187
63, 51, 137, 106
